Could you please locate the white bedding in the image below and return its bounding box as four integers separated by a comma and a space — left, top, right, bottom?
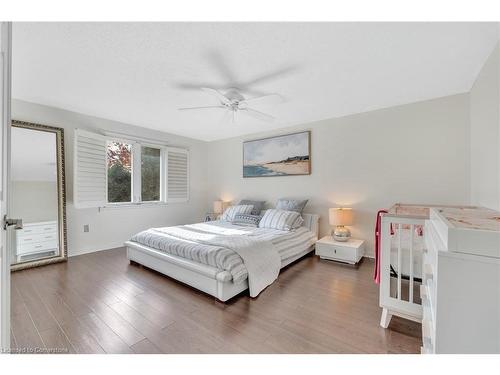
130, 220, 316, 294
164, 228, 280, 297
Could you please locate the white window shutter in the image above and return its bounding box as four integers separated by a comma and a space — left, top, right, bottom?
166, 147, 189, 203
74, 129, 107, 208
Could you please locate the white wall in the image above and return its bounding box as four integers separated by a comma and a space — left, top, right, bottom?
206, 94, 471, 257
12, 99, 209, 256
470, 43, 500, 211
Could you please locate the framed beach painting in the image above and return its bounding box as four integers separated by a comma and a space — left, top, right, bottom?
243, 131, 311, 178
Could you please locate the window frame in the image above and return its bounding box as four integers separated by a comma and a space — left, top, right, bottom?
139, 143, 164, 204
105, 138, 166, 207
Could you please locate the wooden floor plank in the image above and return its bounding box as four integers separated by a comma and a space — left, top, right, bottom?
38, 326, 76, 354
131, 339, 162, 354
11, 247, 421, 354
10, 301, 45, 353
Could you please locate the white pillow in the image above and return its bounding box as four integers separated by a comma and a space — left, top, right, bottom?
258, 209, 304, 231
221, 204, 254, 222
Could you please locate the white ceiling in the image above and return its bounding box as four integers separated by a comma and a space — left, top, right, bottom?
12, 22, 499, 142
11, 127, 57, 182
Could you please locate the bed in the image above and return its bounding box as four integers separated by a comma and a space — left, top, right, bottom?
124, 213, 319, 301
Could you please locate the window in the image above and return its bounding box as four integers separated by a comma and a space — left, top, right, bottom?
107, 141, 133, 203
141, 146, 161, 202
74, 129, 189, 209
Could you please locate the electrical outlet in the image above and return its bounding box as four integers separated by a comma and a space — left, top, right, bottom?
83, 224, 89, 233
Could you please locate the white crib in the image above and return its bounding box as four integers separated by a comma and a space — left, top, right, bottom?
378, 203, 480, 329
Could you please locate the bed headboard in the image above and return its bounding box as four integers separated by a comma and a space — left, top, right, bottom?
302, 213, 320, 239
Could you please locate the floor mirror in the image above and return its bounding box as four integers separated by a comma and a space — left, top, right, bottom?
10, 120, 67, 271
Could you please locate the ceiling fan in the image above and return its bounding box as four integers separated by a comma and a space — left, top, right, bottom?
176, 51, 295, 123
178, 87, 282, 123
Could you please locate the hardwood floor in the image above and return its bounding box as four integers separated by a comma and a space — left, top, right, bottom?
10, 248, 421, 354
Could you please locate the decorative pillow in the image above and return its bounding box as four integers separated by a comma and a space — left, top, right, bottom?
232, 213, 262, 227
259, 209, 304, 231
221, 205, 254, 222
239, 199, 265, 215
276, 198, 308, 213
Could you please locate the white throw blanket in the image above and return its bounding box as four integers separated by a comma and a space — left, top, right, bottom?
160, 225, 281, 297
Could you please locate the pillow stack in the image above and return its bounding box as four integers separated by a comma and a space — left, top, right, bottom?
222, 198, 308, 232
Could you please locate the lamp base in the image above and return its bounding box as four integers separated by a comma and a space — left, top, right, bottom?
332, 226, 351, 242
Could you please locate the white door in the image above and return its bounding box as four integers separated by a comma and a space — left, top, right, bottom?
0, 21, 12, 351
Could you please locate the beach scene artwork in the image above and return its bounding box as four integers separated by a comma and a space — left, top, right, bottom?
243, 131, 311, 177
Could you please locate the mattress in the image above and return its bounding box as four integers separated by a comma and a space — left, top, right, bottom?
130, 220, 316, 283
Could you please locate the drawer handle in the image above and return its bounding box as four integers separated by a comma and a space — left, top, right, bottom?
24, 238, 32, 241
45, 236, 53, 239
334, 249, 337, 254
24, 230, 32, 233
35, 245, 43, 248
44, 228, 52, 231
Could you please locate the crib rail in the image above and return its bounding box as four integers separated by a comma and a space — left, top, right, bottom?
379, 213, 426, 328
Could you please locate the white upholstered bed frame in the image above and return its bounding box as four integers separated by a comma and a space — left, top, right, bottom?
125, 214, 320, 301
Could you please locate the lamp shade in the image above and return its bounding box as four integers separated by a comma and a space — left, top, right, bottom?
329, 208, 353, 226
213, 200, 223, 214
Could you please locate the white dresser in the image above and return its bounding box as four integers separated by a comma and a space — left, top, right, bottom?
15, 221, 59, 262
422, 207, 500, 354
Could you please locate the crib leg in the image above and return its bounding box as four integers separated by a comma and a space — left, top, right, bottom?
380, 308, 392, 328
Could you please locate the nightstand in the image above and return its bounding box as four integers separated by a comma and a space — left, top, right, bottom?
315, 236, 365, 264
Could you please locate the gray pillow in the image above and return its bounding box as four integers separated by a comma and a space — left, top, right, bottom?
239, 199, 265, 215
276, 198, 308, 213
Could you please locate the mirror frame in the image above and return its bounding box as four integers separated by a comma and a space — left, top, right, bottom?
10, 120, 67, 271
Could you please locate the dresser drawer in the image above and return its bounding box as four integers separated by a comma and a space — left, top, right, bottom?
17, 240, 58, 256
17, 232, 58, 246
316, 242, 351, 257
316, 243, 362, 264
18, 223, 57, 237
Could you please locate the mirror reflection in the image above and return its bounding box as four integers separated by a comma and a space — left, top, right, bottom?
10, 123, 66, 267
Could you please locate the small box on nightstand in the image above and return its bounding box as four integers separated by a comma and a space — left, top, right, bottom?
315, 236, 365, 265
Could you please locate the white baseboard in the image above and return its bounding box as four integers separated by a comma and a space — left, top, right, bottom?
69, 243, 124, 257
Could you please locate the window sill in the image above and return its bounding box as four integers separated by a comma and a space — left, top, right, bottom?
100, 202, 168, 210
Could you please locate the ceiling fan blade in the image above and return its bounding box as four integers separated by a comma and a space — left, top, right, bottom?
241, 107, 275, 122
178, 105, 225, 111
175, 82, 221, 90
240, 65, 298, 88
206, 50, 238, 85
239, 93, 284, 107
201, 87, 231, 105
219, 109, 233, 125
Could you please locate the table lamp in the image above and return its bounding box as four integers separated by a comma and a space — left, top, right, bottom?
213, 200, 224, 215
329, 207, 353, 242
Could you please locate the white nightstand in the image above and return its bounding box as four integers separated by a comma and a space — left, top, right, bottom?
315, 236, 365, 265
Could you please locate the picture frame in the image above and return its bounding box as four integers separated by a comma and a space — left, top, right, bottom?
243, 130, 311, 178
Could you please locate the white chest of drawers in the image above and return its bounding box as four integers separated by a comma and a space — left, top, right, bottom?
422, 207, 500, 354
15, 221, 59, 262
